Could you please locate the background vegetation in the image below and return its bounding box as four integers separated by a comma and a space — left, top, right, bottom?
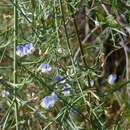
0, 0, 130, 129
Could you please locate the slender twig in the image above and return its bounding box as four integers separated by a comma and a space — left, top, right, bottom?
68, 4, 88, 67
59, 0, 75, 66
54, 0, 60, 45
13, 0, 19, 129
119, 39, 130, 96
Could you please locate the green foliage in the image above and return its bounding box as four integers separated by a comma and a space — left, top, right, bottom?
0, 0, 130, 130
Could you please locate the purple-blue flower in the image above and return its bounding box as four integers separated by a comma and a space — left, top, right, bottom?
40, 92, 58, 109
108, 74, 117, 85
24, 43, 35, 54
16, 43, 35, 57
51, 92, 58, 100
1, 90, 10, 97
53, 75, 65, 83
62, 84, 72, 96
16, 45, 25, 57
38, 63, 52, 73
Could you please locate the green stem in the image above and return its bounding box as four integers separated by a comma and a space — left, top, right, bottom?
14, 0, 19, 129
54, 0, 60, 45
59, 0, 75, 67
68, 4, 88, 67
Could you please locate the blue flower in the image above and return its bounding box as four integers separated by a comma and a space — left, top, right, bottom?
40, 92, 58, 109
38, 63, 52, 73
108, 74, 117, 85
16, 45, 25, 57
53, 75, 65, 83
1, 90, 10, 97
51, 92, 58, 100
16, 43, 35, 57
24, 43, 35, 54
62, 84, 72, 96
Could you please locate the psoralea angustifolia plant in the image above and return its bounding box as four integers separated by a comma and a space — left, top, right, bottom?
1, 90, 10, 97
108, 74, 117, 85
40, 92, 58, 109
38, 63, 52, 73
16, 43, 35, 57
1, 0, 130, 129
